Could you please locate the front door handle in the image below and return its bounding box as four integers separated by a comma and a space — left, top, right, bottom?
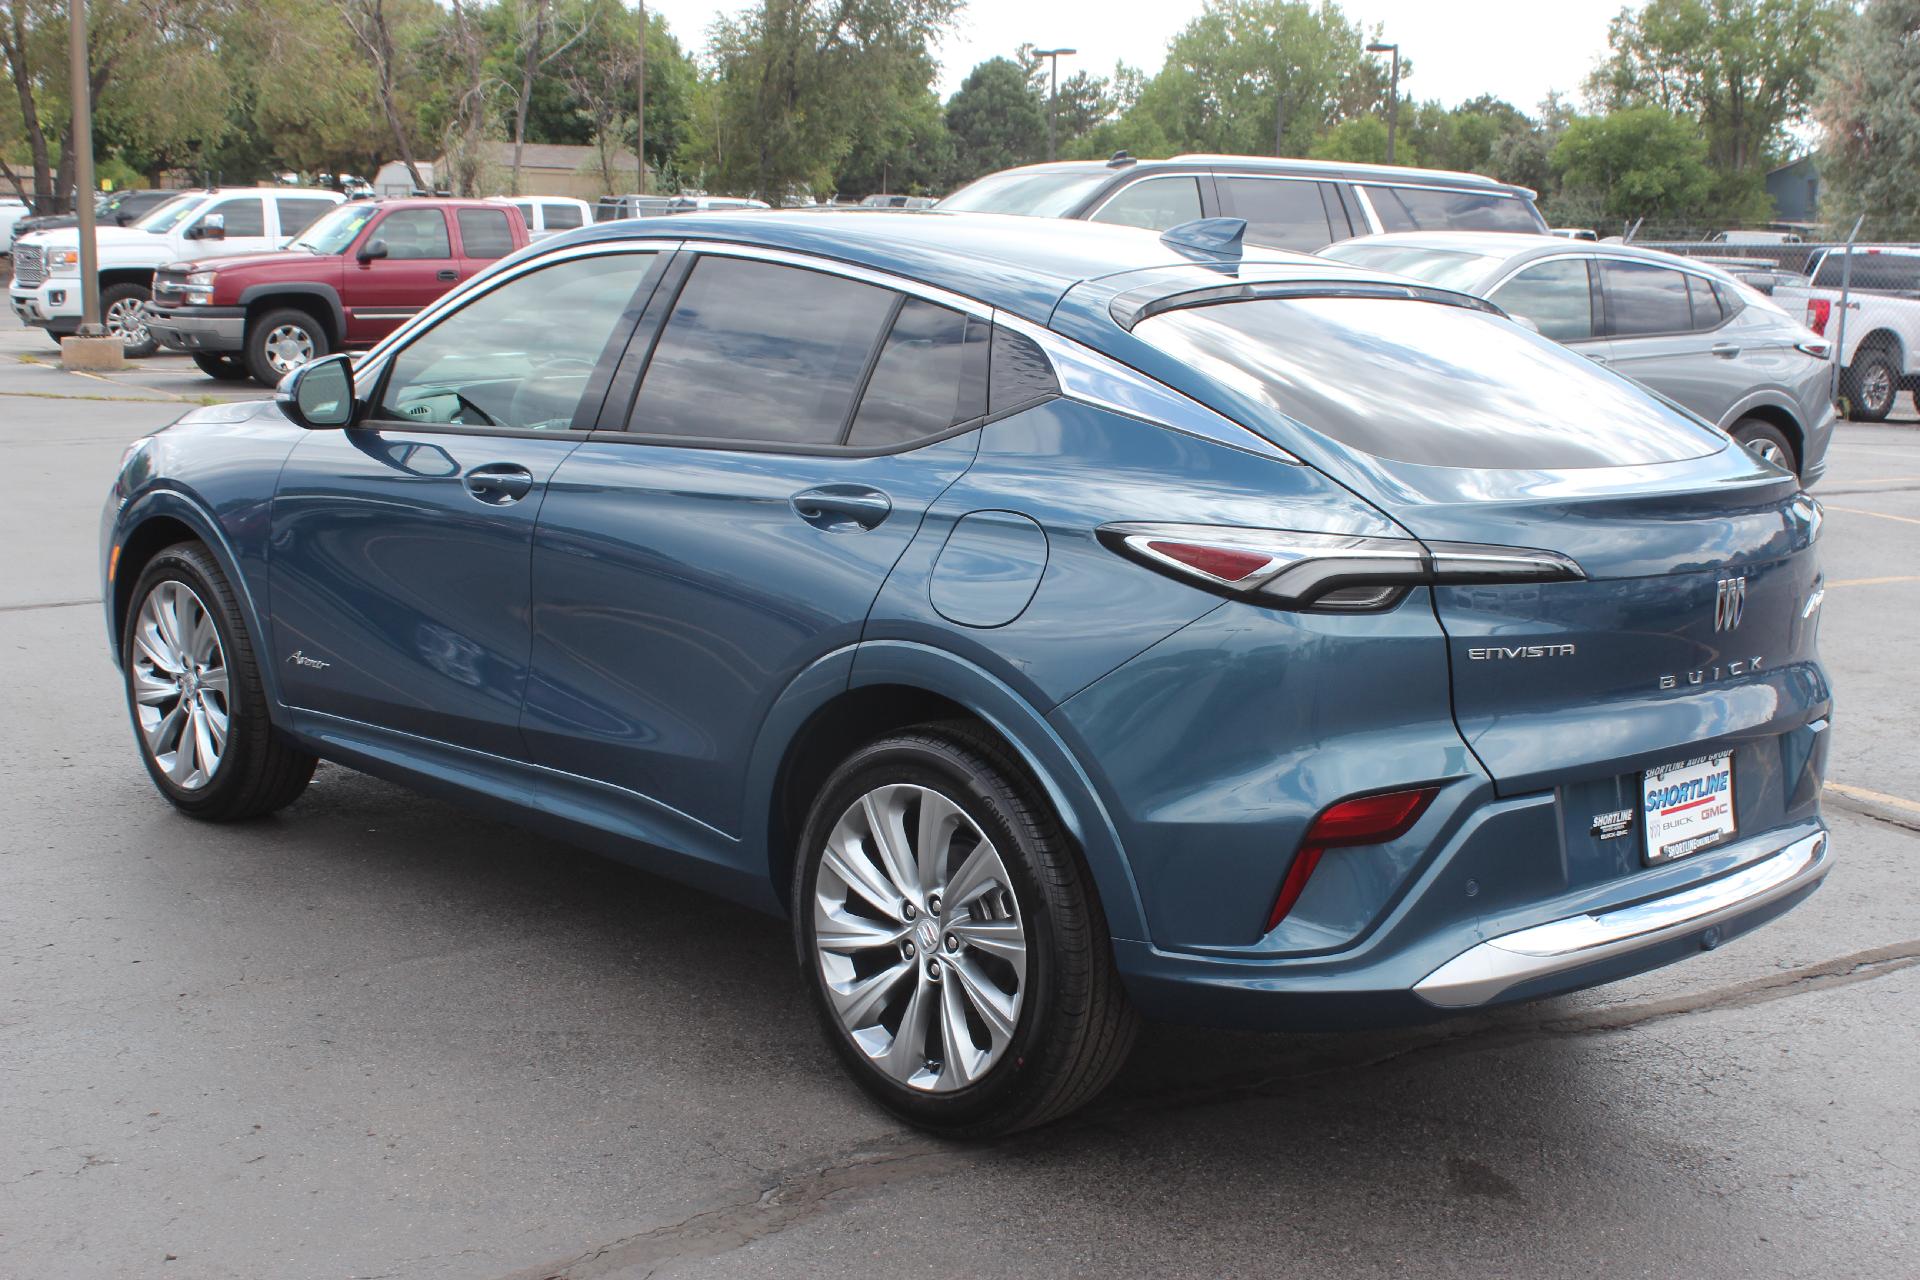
1711, 342, 1741, 358
436, 269, 458, 282
791, 484, 892, 532
464, 463, 535, 504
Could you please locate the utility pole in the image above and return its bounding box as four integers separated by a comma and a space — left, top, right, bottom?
1366, 41, 1401, 165
1032, 47, 1076, 162
69, 0, 101, 336
635, 0, 647, 194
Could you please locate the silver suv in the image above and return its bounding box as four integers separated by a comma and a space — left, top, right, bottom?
1321, 231, 1836, 483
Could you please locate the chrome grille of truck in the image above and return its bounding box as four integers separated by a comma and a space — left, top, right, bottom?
12, 244, 45, 287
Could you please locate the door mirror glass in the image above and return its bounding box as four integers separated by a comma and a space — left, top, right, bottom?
358, 238, 389, 262
280, 354, 356, 428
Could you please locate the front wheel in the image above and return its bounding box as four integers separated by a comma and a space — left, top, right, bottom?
244, 308, 329, 387
122, 542, 317, 820
1844, 348, 1898, 422
100, 282, 157, 357
793, 724, 1138, 1137
191, 351, 252, 382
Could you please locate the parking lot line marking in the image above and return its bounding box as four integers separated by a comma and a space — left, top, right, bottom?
1828, 575, 1920, 588
1827, 781, 1920, 816
1823, 504, 1920, 527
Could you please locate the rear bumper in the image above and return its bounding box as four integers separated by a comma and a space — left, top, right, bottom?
1113, 818, 1830, 1030
145, 305, 244, 352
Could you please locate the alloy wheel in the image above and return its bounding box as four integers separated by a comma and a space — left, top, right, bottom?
812, 783, 1028, 1092
263, 324, 316, 376
1745, 438, 1788, 468
105, 296, 149, 345
1861, 363, 1893, 413
129, 580, 230, 791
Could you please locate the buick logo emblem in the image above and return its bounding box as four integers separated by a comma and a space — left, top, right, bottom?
1714, 576, 1747, 632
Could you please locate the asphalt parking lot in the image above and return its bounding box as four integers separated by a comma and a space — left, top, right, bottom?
2, 311, 1916, 1279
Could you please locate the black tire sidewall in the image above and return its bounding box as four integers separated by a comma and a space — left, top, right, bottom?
122, 546, 266, 817
245, 309, 328, 387
793, 735, 1064, 1130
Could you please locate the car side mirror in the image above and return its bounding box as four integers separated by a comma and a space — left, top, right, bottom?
193, 213, 225, 241
277, 353, 357, 429
357, 238, 388, 262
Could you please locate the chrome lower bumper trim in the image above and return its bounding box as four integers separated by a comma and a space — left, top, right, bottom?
1415, 830, 1830, 1009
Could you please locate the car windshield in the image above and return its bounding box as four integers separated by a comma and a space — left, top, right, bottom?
290, 203, 380, 254
1135, 296, 1725, 470
132, 194, 203, 233
1317, 243, 1503, 290
937, 170, 1115, 218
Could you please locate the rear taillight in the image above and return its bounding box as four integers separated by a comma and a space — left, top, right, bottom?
1099, 523, 1583, 611
1806, 297, 1831, 335
1267, 787, 1439, 930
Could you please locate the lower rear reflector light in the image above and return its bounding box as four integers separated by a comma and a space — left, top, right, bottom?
1266, 786, 1440, 931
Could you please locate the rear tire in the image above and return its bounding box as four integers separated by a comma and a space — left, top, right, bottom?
100, 282, 157, 358
1729, 417, 1799, 478
1844, 347, 1898, 422
244, 307, 329, 387
122, 542, 317, 821
191, 351, 251, 382
792, 722, 1138, 1137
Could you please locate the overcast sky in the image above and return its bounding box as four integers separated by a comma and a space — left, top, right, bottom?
644, 0, 1632, 114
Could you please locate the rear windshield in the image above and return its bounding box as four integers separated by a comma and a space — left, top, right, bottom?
1361, 186, 1545, 233
1135, 297, 1724, 470
937, 170, 1115, 218
1317, 242, 1500, 290
1812, 251, 1920, 293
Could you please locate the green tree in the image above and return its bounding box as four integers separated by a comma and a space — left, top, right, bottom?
1552, 106, 1715, 220
1816, 0, 1920, 223
558, 3, 693, 196
944, 57, 1044, 181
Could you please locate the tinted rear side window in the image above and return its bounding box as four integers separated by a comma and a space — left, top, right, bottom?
1601, 260, 1692, 336
1135, 297, 1723, 469
630, 256, 897, 446
1216, 177, 1335, 251
846, 300, 989, 449
1811, 252, 1920, 292
1363, 186, 1544, 233
543, 202, 584, 229
457, 208, 515, 258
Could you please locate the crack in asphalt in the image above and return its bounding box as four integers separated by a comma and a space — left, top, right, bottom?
501, 939, 1919, 1280
0, 597, 100, 613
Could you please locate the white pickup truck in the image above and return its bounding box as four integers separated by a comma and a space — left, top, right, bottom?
8, 186, 341, 356
1776, 244, 1920, 421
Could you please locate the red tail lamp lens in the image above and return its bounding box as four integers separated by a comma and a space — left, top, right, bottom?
1143, 539, 1274, 583
1265, 787, 1439, 931
1805, 298, 1830, 336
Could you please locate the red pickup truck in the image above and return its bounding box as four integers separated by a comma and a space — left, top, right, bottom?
145, 198, 530, 385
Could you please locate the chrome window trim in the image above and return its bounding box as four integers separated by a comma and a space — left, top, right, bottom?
1357, 180, 1536, 199
670, 239, 997, 321
1086, 174, 1207, 226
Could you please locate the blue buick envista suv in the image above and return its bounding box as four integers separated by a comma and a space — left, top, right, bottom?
103, 211, 1832, 1135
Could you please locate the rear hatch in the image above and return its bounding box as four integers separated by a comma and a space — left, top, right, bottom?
1125, 290, 1829, 863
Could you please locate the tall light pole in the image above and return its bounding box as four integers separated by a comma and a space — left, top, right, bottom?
1032, 47, 1076, 162
69, 0, 102, 336
635, 0, 647, 195
1366, 41, 1400, 165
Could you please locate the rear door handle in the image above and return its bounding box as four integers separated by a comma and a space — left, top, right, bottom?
791, 485, 892, 532
1711, 343, 1741, 358
464, 463, 535, 504
436, 269, 458, 282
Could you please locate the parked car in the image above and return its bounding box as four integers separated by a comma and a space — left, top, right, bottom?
1709, 229, 1803, 245
1550, 227, 1599, 241
1320, 231, 1835, 480
102, 211, 1831, 1135
0, 195, 27, 253
486, 195, 590, 241
1775, 245, 1920, 421
9, 186, 343, 355
1696, 255, 1811, 297
144, 198, 528, 385
9, 187, 181, 243
860, 194, 936, 209
937, 153, 1546, 251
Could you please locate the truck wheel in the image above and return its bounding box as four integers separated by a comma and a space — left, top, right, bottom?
1844, 348, 1898, 422
1729, 417, 1799, 478
191, 352, 251, 382
244, 309, 328, 387
100, 282, 158, 358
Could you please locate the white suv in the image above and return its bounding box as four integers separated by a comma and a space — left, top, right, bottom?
486, 195, 591, 241
8, 186, 341, 355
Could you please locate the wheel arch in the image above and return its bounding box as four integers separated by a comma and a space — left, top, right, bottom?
1721, 396, 1805, 470
1854, 326, 1903, 365
239, 283, 344, 347
745, 640, 1148, 944
97, 267, 155, 294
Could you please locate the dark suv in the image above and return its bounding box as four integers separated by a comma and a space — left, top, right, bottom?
937, 153, 1545, 252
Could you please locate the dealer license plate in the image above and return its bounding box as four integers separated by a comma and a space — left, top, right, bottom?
1642, 752, 1736, 864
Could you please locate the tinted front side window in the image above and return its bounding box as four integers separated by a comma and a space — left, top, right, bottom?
200, 198, 263, 238
1490, 259, 1594, 341
457, 208, 514, 258
377, 209, 452, 260
1217, 177, 1334, 251
630, 257, 897, 446
378, 253, 655, 430
846, 300, 989, 449
1602, 260, 1692, 336
542, 202, 583, 229
1090, 177, 1202, 231
1363, 186, 1544, 233
277, 198, 336, 236
1135, 297, 1723, 469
